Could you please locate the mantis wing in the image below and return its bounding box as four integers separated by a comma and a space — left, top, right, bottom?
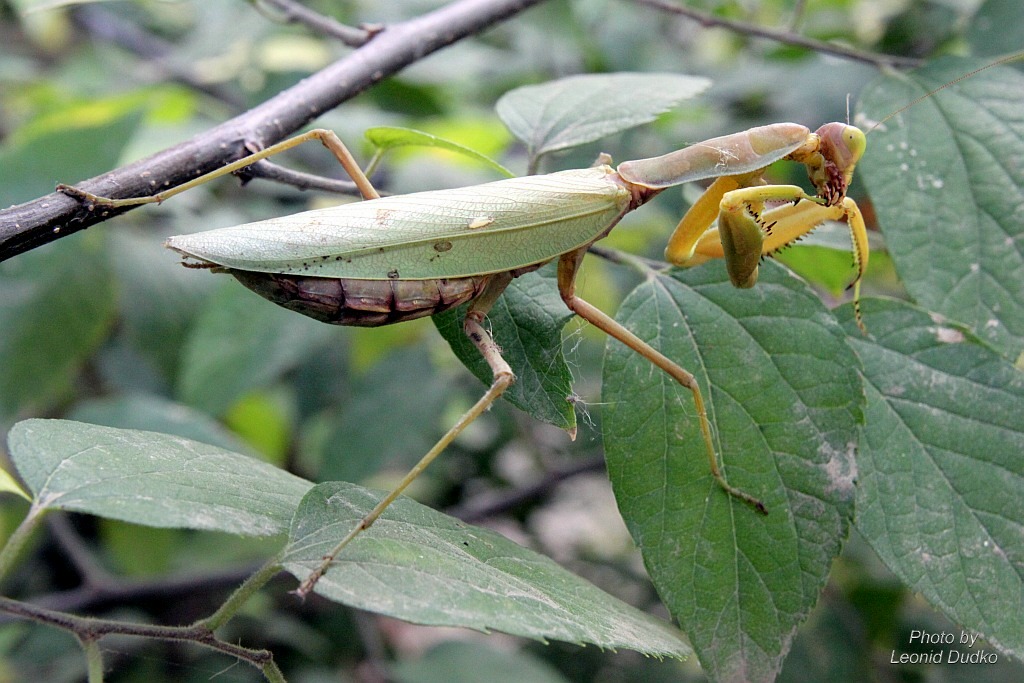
166, 168, 631, 280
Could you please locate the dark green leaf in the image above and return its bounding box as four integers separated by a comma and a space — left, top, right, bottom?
857, 57, 1024, 360
8, 419, 312, 536
839, 298, 1024, 661
434, 267, 577, 432
281, 481, 692, 657
603, 260, 862, 683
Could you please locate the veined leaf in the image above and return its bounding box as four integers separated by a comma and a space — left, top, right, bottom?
497, 73, 709, 162
434, 266, 577, 432
365, 126, 514, 178
857, 57, 1024, 360
603, 260, 862, 683
8, 420, 312, 536
840, 298, 1024, 661
281, 481, 692, 657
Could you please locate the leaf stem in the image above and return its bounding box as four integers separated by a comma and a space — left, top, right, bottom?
81, 637, 104, 683
196, 557, 284, 632
0, 505, 47, 586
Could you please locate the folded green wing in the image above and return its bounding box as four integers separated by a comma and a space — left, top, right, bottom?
166, 168, 631, 280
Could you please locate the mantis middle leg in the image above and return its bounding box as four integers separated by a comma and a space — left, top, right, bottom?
556, 247, 768, 515
58, 128, 380, 206
295, 273, 517, 598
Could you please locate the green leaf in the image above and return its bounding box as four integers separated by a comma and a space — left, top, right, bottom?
280, 481, 692, 658
365, 126, 514, 178
69, 393, 257, 455
177, 281, 338, 415
8, 419, 312, 536
434, 266, 577, 432
496, 73, 710, 160
857, 57, 1024, 360
0, 237, 116, 419
839, 298, 1024, 662
603, 260, 861, 683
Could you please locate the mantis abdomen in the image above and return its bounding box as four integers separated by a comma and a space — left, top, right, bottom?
229, 270, 493, 327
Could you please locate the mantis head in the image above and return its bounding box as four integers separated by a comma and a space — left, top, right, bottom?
811, 123, 867, 205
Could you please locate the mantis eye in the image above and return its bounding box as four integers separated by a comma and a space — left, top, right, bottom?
815, 122, 866, 170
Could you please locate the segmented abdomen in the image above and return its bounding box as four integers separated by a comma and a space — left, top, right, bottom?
230, 271, 490, 327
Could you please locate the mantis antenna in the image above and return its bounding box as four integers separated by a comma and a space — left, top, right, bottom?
866, 50, 1024, 134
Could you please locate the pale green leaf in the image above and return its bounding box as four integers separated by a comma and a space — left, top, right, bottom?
603, 260, 861, 683
496, 73, 710, 160
840, 298, 1024, 661
365, 126, 514, 178
281, 481, 692, 657
8, 419, 312, 536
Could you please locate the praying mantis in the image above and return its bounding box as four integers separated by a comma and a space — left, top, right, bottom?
58, 93, 871, 598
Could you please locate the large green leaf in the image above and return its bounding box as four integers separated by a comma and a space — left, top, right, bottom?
839, 298, 1024, 661
496, 73, 709, 162
434, 267, 576, 432
603, 260, 862, 683
280, 481, 692, 658
857, 57, 1024, 360
8, 419, 312, 536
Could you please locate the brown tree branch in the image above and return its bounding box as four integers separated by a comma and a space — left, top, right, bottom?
631, 0, 923, 69
0, 0, 547, 263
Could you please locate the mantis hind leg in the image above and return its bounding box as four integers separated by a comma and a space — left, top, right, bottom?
294, 273, 516, 598
556, 248, 768, 515
58, 128, 380, 208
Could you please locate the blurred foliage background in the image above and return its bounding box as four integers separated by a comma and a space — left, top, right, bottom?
0, 0, 1022, 681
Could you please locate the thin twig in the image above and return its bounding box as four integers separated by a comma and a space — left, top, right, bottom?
71, 5, 246, 109
0, 562, 268, 626
247, 159, 365, 196
0, 596, 277, 673
253, 0, 380, 46
631, 0, 922, 69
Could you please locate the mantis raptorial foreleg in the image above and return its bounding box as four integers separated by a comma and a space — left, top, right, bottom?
556, 247, 768, 514
646, 125, 871, 330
